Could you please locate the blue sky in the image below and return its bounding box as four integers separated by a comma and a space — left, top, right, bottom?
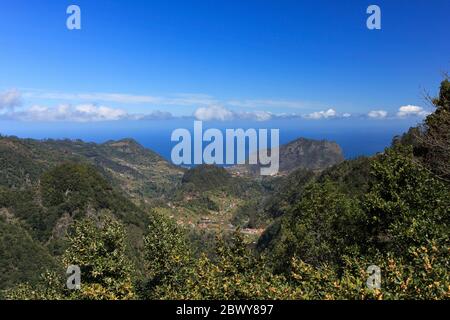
0, 0, 449, 123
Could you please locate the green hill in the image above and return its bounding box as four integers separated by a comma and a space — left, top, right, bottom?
0, 217, 59, 293
228, 137, 344, 176
0, 136, 184, 201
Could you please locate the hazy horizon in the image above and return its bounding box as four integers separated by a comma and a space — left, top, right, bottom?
0, 116, 423, 160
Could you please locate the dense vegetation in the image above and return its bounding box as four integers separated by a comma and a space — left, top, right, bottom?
1, 79, 449, 300
0, 137, 184, 200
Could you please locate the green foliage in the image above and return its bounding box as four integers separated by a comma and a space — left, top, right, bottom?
421, 78, 450, 180
0, 219, 59, 293
41, 163, 111, 208
364, 146, 449, 252
41, 163, 148, 227
186, 228, 219, 259
3, 271, 65, 300
258, 79, 450, 298
317, 157, 372, 198
172, 164, 266, 229
139, 212, 192, 299
0, 137, 49, 189
183, 194, 220, 213
179, 164, 262, 197
287, 239, 449, 300
231, 199, 268, 228
263, 169, 316, 219
62, 217, 135, 300
181, 165, 232, 192
260, 181, 365, 272
152, 231, 291, 300
3, 217, 135, 300
0, 136, 183, 199
0, 187, 55, 242
0, 162, 151, 273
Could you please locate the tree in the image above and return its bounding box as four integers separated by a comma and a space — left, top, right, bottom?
62, 216, 135, 300
263, 181, 365, 272
161, 231, 290, 300
139, 212, 192, 299
4, 216, 135, 300
420, 77, 450, 181
288, 239, 449, 300
364, 146, 449, 253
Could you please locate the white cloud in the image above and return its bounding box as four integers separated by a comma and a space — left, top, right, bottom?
11, 103, 129, 122
194, 105, 234, 121
0, 89, 22, 110
193, 105, 274, 122
24, 91, 219, 107
397, 105, 430, 117
75, 104, 127, 121
24, 90, 323, 111
4, 103, 176, 122
304, 108, 337, 119
192, 107, 353, 122
368, 110, 388, 119
238, 110, 273, 121
0, 88, 378, 123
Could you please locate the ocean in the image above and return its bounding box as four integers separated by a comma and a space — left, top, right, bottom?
0, 118, 422, 161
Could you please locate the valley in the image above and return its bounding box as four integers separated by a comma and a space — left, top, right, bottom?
0, 79, 448, 300
0, 133, 345, 291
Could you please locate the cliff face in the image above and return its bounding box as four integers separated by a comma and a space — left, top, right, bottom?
278, 138, 344, 173
229, 137, 344, 176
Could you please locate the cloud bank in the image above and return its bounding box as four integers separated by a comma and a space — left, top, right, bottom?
304, 109, 337, 119
193, 105, 273, 122
10, 104, 128, 122
0, 89, 433, 122
368, 110, 388, 119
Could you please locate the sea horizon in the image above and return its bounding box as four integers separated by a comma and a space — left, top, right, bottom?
0, 117, 423, 161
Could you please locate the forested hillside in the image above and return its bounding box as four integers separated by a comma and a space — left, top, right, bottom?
229, 137, 344, 176
0, 79, 448, 300
0, 137, 184, 201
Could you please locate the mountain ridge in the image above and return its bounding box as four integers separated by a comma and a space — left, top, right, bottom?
228, 136, 344, 176
0, 135, 184, 201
